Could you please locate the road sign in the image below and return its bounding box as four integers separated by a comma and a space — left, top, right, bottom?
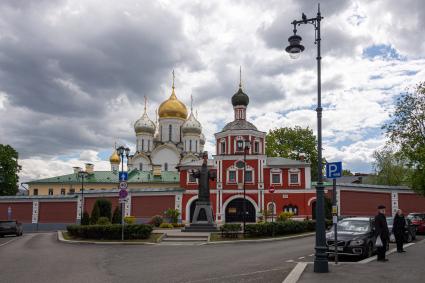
119, 189, 128, 199
269, 186, 275, 193
119, 181, 128, 190
119, 171, 128, 181
326, 162, 342, 179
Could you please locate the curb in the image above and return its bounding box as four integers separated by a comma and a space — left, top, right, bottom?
203, 232, 315, 245
57, 231, 158, 245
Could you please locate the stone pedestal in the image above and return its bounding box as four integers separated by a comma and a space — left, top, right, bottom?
182, 201, 218, 232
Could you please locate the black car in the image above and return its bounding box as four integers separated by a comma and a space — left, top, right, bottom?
326, 217, 378, 259
387, 217, 416, 243
0, 220, 23, 237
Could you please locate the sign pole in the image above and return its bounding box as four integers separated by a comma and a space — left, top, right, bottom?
332, 178, 338, 264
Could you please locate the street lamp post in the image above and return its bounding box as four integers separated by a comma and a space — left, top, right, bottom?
237, 139, 251, 234
117, 145, 130, 241
285, 4, 328, 273
78, 170, 88, 224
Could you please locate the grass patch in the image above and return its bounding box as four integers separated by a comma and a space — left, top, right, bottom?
209, 231, 313, 242
62, 231, 163, 243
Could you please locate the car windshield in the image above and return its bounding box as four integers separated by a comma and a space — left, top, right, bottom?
337, 220, 370, 232
386, 217, 393, 225
407, 214, 423, 221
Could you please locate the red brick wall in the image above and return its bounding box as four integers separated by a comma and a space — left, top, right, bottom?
398, 193, 425, 214
39, 202, 77, 223
83, 197, 119, 215
131, 196, 175, 218
0, 202, 33, 223
340, 191, 391, 217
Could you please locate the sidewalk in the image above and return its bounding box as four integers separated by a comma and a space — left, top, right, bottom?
297, 239, 425, 283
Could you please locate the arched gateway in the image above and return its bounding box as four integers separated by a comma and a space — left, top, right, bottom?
224, 198, 256, 223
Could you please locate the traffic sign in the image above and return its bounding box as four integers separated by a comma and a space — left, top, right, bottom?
326, 162, 342, 179
269, 186, 275, 193
119, 181, 128, 190
119, 171, 128, 181
119, 189, 128, 199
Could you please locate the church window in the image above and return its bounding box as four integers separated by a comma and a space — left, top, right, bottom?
190, 140, 192, 152
271, 173, 281, 184
160, 125, 163, 140
228, 170, 236, 183
33, 189, 38, 196
245, 170, 253, 183
148, 140, 150, 151
188, 172, 196, 183
142, 139, 144, 151
69, 188, 75, 195
139, 163, 143, 171
283, 205, 299, 215
290, 173, 299, 184
196, 140, 198, 152
48, 188, 54, 195
221, 142, 226, 154
254, 141, 260, 153
169, 125, 172, 141
164, 163, 168, 171
60, 188, 66, 195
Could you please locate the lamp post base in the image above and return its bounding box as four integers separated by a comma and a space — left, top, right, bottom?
314, 257, 329, 273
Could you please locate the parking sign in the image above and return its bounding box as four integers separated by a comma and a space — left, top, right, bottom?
326, 162, 342, 179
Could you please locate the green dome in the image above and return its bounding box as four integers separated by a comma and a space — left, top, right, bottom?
231, 87, 249, 107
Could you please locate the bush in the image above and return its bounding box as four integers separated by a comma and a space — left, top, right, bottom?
245, 220, 314, 237
277, 211, 294, 222
149, 215, 163, 227
112, 207, 121, 224
97, 217, 111, 225
220, 224, 241, 232
90, 203, 100, 224
159, 223, 174, 229
164, 208, 180, 224
172, 223, 185, 228
66, 224, 153, 240
124, 216, 136, 224
81, 211, 90, 225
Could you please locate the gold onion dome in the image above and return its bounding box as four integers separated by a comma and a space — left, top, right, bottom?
158, 70, 188, 120
109, 150, 121, 164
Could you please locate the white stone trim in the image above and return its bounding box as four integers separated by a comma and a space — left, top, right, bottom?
307, 197, 316, 206
32, 201, 39, 224
175, 193, 182, 220
288, 169, 301, 186
266, 201, 276, 215
185, 195, 198, 223
270, 169, 283, 185
226, 165, 238, 184
305, 167, 311, 189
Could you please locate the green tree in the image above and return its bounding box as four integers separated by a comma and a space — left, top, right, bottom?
164, 208, 180, 224
81, 211, 90, 225
94, 198, 112, 220
112, 206, 121, 224
266, 126, 318, 181
90, 202, 100, 224
0, 144, 22, 196
372, 147, 411, 186
342, 169, 354, 176
383, 82, 425, 194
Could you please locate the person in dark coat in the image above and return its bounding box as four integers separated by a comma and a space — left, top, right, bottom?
374, 205, 390, 262
393, 209, 406, 253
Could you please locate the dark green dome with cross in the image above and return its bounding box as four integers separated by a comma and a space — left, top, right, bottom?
231, 87, 249, 107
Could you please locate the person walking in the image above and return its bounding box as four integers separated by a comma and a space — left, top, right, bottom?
374, 205, 390, 262
393, 209, 406, 253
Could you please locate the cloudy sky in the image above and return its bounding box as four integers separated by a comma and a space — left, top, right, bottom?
0, 0, 424, 183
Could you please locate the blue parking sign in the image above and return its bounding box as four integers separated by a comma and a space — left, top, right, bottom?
119, 171, 128, 181
326, 162, 342, 179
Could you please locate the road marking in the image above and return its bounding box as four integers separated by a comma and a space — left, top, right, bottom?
282, 262, 307, 283
309, 254, 314, 257
0, 238, 17, 247
358, 242, 416, 264
298, 256, 305, 260
285, 259, 294, 262
186, 266, 289, 282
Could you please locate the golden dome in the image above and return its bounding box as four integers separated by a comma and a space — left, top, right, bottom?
109, 150, 121, 164
158, 88, 188, 120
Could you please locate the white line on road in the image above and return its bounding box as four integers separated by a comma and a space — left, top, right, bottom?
286, 259, 294, 262
359, 242, 416, 264
309, 254, 314, 257
298, 256, 305, 260
186, 266, 290, 282
282, 262, 307, 283
0, 238, 17, 247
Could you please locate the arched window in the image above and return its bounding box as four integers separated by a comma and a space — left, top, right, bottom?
169, 125, 172, 141
196, 140, 198, 152
148, 140, 150, 151
283, 204, 299, 216
164, 163, 168, 171
189, 140, 192, 152
267, 202, 276, 215
141, 139, 144, 151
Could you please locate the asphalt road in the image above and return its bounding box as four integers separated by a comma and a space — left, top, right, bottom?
0, 233, 318, 283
